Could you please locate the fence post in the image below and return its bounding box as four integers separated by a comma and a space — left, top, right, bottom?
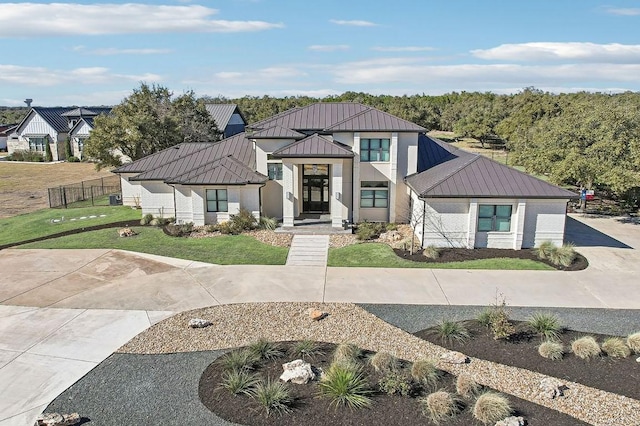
101, 178, 104, 194
62, 187, 68, 208
48, 188, 53, 208
91, 186, 94, 206
81, 181, 85, 201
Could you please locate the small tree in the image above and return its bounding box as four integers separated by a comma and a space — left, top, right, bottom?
44, 139, 53, 162
64, 138, 72, 160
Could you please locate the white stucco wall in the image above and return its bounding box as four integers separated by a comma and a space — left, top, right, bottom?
262, 180, 283, 219
174, 185, 193, 224
522, 199, 569, 248
422, 198, 471, 248
140, 181, 175, 218
119, 174, 142, 207
186, 185, 262, 226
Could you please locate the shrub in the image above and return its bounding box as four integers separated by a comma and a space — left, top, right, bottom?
476, 307, 494, 328
472, 391, 512, 425
456, 372, 481, 398
333, 343, 362, 365
602, 337, 631, 358
550, 243, 576, 267
44, 141, 53, 162
259, 216, 278, 231
535, 240, 555, 260
230, 208, 258, 231
204, 224, 218, 233
163, 222, 193, 237
219, 369, 260, 396
410, 359, 440, 390
64, 138, 72, 159
291, 340, 325, 360
369, 351, 399, 373
217, 220, 241, 235
423, 245, 441, 259
489, 298, 515, 340
571, 336, 601, 359
421, 391, 460, 424
627, 332, 640, 353
378, 370, 412, 396
249, 338, 284, 361
250, 378, 293, 416
7, 149, 44, 162
318, 362, 372, 409
67, 156, 80, 162
527, 312, 562, 340
431, 319, 470, 345
355, 221, 386, 241
385, 222, 398, 231
221, 348, 260, 373
538, 340, 564, 360
140, 213, 154, 225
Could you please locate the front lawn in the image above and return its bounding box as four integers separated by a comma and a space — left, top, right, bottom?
0, 205, 140, 246
19, 227, 289, 265
328, 243, 554, 270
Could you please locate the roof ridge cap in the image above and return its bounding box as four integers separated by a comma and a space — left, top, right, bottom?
324, 107, 372, 131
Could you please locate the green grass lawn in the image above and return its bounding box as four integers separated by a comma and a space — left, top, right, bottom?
0, 205, 141, 246
19, 227, 289, 265
328, 243, 554, 270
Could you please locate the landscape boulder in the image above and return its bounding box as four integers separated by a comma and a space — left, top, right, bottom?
379, 230, 402, 242
35, 412, 80, 426
539, 377, 567, 399
188, 318, 212, 328
118, 228, 136, 237
440, 350, 469, 364
495, 416, 525, 426
279, 359, 316, 384
309, 309, 327, 321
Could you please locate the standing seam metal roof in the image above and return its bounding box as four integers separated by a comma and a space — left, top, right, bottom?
248, 103, 371, 131
272, 133, 354, 158
205, 104, 245, 130
166, 155, 266, 185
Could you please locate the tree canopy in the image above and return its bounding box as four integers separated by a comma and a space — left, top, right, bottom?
85, 83, 220, 169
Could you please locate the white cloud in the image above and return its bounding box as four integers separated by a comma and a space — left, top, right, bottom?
471, 42, 640, 63
0, 3, 283, 37
372, 46, 435, 52
308, 45, 350, 52
329, 19, 377, 27
0, 64, 161, 86
185, 66, 307, 86
74, 47, 173, 56
604, 7, 640, 15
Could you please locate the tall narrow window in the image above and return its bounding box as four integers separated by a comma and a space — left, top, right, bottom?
477, 205, 512, 232
206, 189, 228, 212
360, 181, 388, 208
267, 163, 283, 180
360, 138, 390, 162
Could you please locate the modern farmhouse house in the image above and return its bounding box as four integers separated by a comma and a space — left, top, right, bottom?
114, 102, 577, 249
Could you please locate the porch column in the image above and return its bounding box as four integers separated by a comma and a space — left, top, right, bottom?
282, 162, 294, 227
352, 132, 361, 222
389, 132, 398, 222
331, 162, 344, 228
467, 199, 478, 249
513, 200, 527, 250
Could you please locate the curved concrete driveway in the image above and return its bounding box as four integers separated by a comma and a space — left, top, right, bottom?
0, 213, 639, 425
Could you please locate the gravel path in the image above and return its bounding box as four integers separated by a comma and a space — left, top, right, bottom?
45, 302, 639, 426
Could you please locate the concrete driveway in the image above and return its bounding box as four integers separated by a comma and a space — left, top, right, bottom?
0, 213, 639, 425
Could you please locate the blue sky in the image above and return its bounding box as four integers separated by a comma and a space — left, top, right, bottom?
1, 0, 639, 106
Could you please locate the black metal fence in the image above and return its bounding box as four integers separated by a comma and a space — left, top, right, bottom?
48, 175, 122, 208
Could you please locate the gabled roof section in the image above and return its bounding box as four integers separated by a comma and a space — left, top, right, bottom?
406, 136, 578, 199
272, 133, 354, 158
16, 106, 112, 134
129, 133, 256, 182
249, 125, 305, 139
112, 143, 213, 174
61, 108, 99, 117
205, 104, 245, 130
249, 103, 370, 131
69, 117, 95, 135
166, 155, 266, 185
326, 108, 426, 132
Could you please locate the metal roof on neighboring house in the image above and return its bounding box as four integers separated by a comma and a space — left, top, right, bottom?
249, 125, 305, 139
272, 133, 354, 158
16, 106, 112, 134
69, 117, 96, 135
166, 155, 266, 185
405, 136, 578, 199
205, 104, 245, 131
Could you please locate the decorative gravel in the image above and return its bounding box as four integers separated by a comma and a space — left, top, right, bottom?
119, 302, 640, 426
189, 227, 293, 247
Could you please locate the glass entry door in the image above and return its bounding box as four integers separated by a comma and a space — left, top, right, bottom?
302, 164, 329, 213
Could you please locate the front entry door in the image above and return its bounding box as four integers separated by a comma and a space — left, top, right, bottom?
302, 164, 329, 213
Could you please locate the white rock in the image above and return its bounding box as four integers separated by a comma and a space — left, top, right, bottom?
440, 350, 469, 364
539, 377, 567, 399
280, 359, 315, 384
495, 416, 525, 426
35, 412, 80, 426
188, 318, 212, 328
636, 356, 640, 363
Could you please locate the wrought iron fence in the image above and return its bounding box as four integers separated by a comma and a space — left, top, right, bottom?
47, 175, 122, 208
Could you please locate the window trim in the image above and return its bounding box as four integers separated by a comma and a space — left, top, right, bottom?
360, 181, 389, 208
477, 204, 512, 232
206, 189, 228, 213
360, 138, 390, 162
28, 136, 47, 152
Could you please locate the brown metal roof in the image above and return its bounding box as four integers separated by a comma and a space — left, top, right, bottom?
249, 125, 305, 139
272, 133, 354, 158
406, 136, 578, 199
248, 103, 373, 131
166, 155, 266, 185
112, 143, 212, 174
204, 104, 245, 130
326, 108, 426, 132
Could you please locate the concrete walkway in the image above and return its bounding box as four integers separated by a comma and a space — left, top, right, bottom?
285, 235, 329, 266
0, 213, 639, 425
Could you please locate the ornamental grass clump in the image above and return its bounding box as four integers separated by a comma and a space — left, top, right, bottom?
318, 361, 372, 409
249, 338, 284, 361
333, 343, 362, 365
571, 336, 601, 359
291, 340, 325, 360
431, 319, 470, 345
250, 378, 293, 416
472, 391, 512, 425
550, 243, 576, 267
259, 216, 278, 231
221, 348, 260, 372
538, 340, 565, 360
527, 312, 562, 340
627, 332, 640, 353
421, 390, 460, 424
369, 351, 399, 373
411, 359, 440, 390
456, 372, 482, 398
602, 337, 631, 358
219, 369, 260, 396
535, 240, 555, 260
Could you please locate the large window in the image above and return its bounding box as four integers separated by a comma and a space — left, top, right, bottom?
77, 138, 86, 153
477, 205, 512, 232
206, 189, 228, 212
267, 163, 282, 180
28, 136, 47, 152
360, 138, 390, 162
360, 181, 388, 208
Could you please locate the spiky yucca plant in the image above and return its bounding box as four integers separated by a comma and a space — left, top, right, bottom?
250, 378, 293, 416
431, 319, 470, 345
527, 312, 562, 340
318, 362, 372, 409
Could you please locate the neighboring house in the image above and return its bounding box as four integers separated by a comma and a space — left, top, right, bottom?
0, 124, 17, 151
8, 106, 111, 160
114, 102, 577, 249
205, 104, 246, 138
69, 116, 96, 160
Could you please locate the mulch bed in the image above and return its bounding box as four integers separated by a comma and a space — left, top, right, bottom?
199, 341, 588, 425
393, 247, 589, 271
415, 320, 640, 401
